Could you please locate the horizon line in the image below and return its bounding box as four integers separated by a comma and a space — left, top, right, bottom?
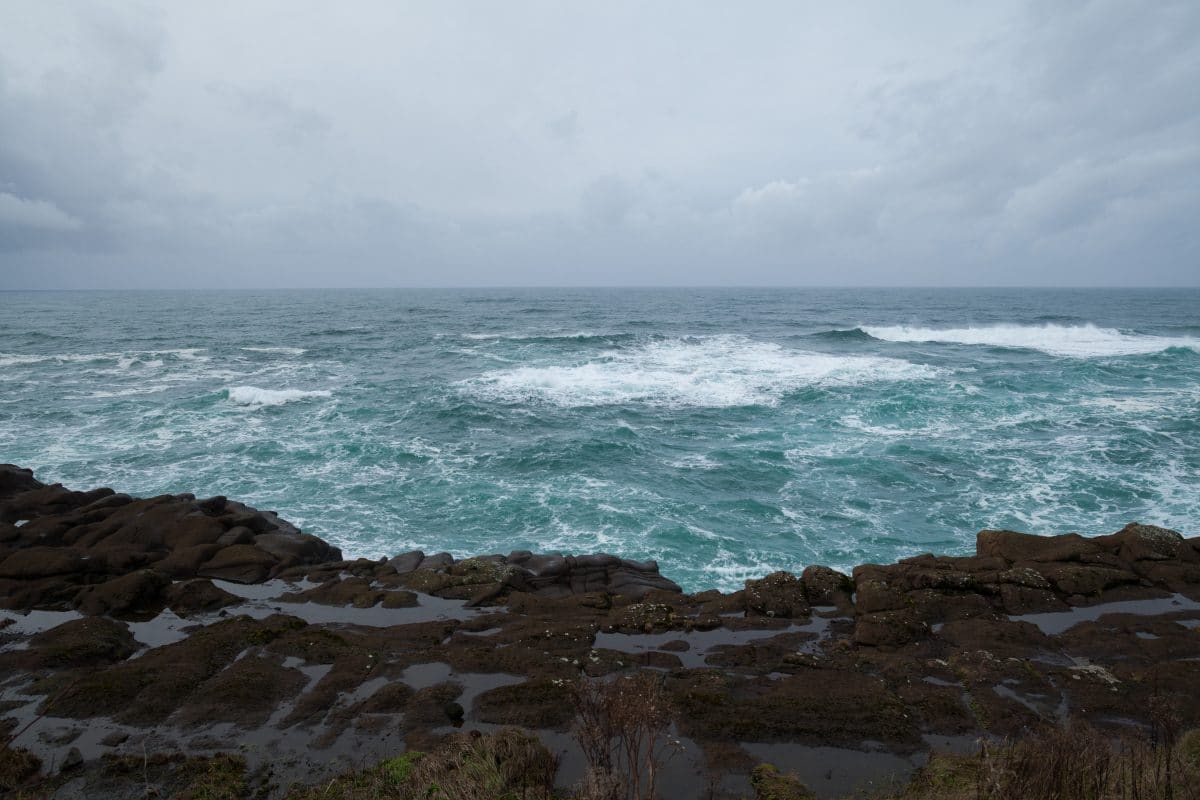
4, 284, 1200, 293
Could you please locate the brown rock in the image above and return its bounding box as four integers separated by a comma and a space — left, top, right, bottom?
999, 584, 1068, 615
1095, 522, 1194, 563
852, 571, 905, 614
165, 579, 240, 616
0, 464, 43, 500
22, 617, 136, 668
215, 526, 255, 547
281, 577, 384, 607
475, 678, 575, 729
744, 571, 810, 619
0, 547, 92, 579
73, 570, 169, 616
800, 565, 853, 607
160, 515, 226, 549
1035, 564, 1138, 596
173, 654, 307, 727
196, 545, 278, 584
361, 681, 414, 713
153, 543, 221, 578
253, 531, 341, 567
853, 610, 929, 648
976, 530, 1102, 563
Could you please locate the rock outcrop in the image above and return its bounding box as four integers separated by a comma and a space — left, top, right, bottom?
0, 464, 340, 614
848, 524, 1200, 648
388, 548, 682, 603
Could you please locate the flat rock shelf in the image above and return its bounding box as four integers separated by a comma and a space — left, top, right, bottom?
1, 464, 1199, 799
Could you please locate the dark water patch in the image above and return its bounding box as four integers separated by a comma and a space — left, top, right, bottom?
461, 332, 643, 347
804, 327, 878, 343
302, 327, 371, 337
1033, 314, 1085, 324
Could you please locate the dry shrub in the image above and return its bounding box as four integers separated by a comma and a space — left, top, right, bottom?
408, 728, 558, 800
975, 717, 1200, 800
0, 747, 41, 793
570, 672, 680, 800
283, 728, 557, 800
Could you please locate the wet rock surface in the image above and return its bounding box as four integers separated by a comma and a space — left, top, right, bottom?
0, 466, 1199, 798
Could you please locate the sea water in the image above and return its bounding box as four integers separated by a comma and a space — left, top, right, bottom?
1, 287, 1197, 591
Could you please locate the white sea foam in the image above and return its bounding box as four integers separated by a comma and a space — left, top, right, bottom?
1, 349, 207, 368
838, 414, 956, 438
0, 352, 113, 367
68, 387, 164, 400
460, 335, 942, 408
152, 348, 207, 360
0, 354, 48, 367
862, 324, 1200, 358
242, 346, 307, 356
460, 331, 604, 341
461, 332, 525, 340
670, 453, 720, 470
1080, 396, 1174, 414
112, 356, 164, 370
226, 386, 332, 407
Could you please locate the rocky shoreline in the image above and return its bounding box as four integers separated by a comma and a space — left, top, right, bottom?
1, 464, 1199, 798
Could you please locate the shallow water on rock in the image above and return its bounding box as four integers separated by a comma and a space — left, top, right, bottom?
1013, 593, 1200, 635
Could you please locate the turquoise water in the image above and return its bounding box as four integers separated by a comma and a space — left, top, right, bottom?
2, 288, 1198, 591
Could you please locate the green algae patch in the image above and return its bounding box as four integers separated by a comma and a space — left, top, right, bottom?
750, 763, 814, 800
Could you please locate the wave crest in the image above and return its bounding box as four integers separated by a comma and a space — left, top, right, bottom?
460, 335, 941, 408
226, 386, 332, 407
862, 324, 1200, 357
242, 346, 306, 356
805, 328, 878, 342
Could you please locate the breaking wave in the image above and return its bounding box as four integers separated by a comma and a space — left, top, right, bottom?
460, 335, 942, 408
861, 324, 1200, 358
225, 386, 332, 407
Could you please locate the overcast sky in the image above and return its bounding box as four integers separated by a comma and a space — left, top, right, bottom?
1, 1, 1197, 288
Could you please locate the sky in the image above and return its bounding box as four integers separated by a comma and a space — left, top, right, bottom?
0, 1, 1197, 289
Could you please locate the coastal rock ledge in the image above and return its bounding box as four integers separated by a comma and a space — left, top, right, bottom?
1, 465, 1199, 799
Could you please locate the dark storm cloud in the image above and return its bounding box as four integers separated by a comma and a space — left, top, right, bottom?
0, 1, 1196, 288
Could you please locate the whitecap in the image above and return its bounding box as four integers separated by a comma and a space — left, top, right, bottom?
461, 332, 520, 340
112, 356, 164, 371
670, 454, 719, 470
839, 414, 957, 439
459, 335, 942, 409
68, 387, 163, 400
147, 348, 208, 361
0, 354, 48, 367
1080, 396, 1171, 414
225, 386, 332, 407
862, 323, 1200, 358
704, 550, 790, 591
0, 352, 113, 366
242, 346, 307, 356
1, 349, 208, 368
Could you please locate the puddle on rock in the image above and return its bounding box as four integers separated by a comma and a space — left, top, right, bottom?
742, 741, 920, 799
1013, 594, 1200, 635
592, 617, 835, 670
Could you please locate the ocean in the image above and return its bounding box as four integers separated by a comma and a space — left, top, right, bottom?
1, 287, 1197, 591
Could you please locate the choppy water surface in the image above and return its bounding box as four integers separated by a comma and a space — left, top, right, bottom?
2, 288, 1197, 591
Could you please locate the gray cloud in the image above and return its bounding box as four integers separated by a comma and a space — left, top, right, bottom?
0, 0, 1196, 288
